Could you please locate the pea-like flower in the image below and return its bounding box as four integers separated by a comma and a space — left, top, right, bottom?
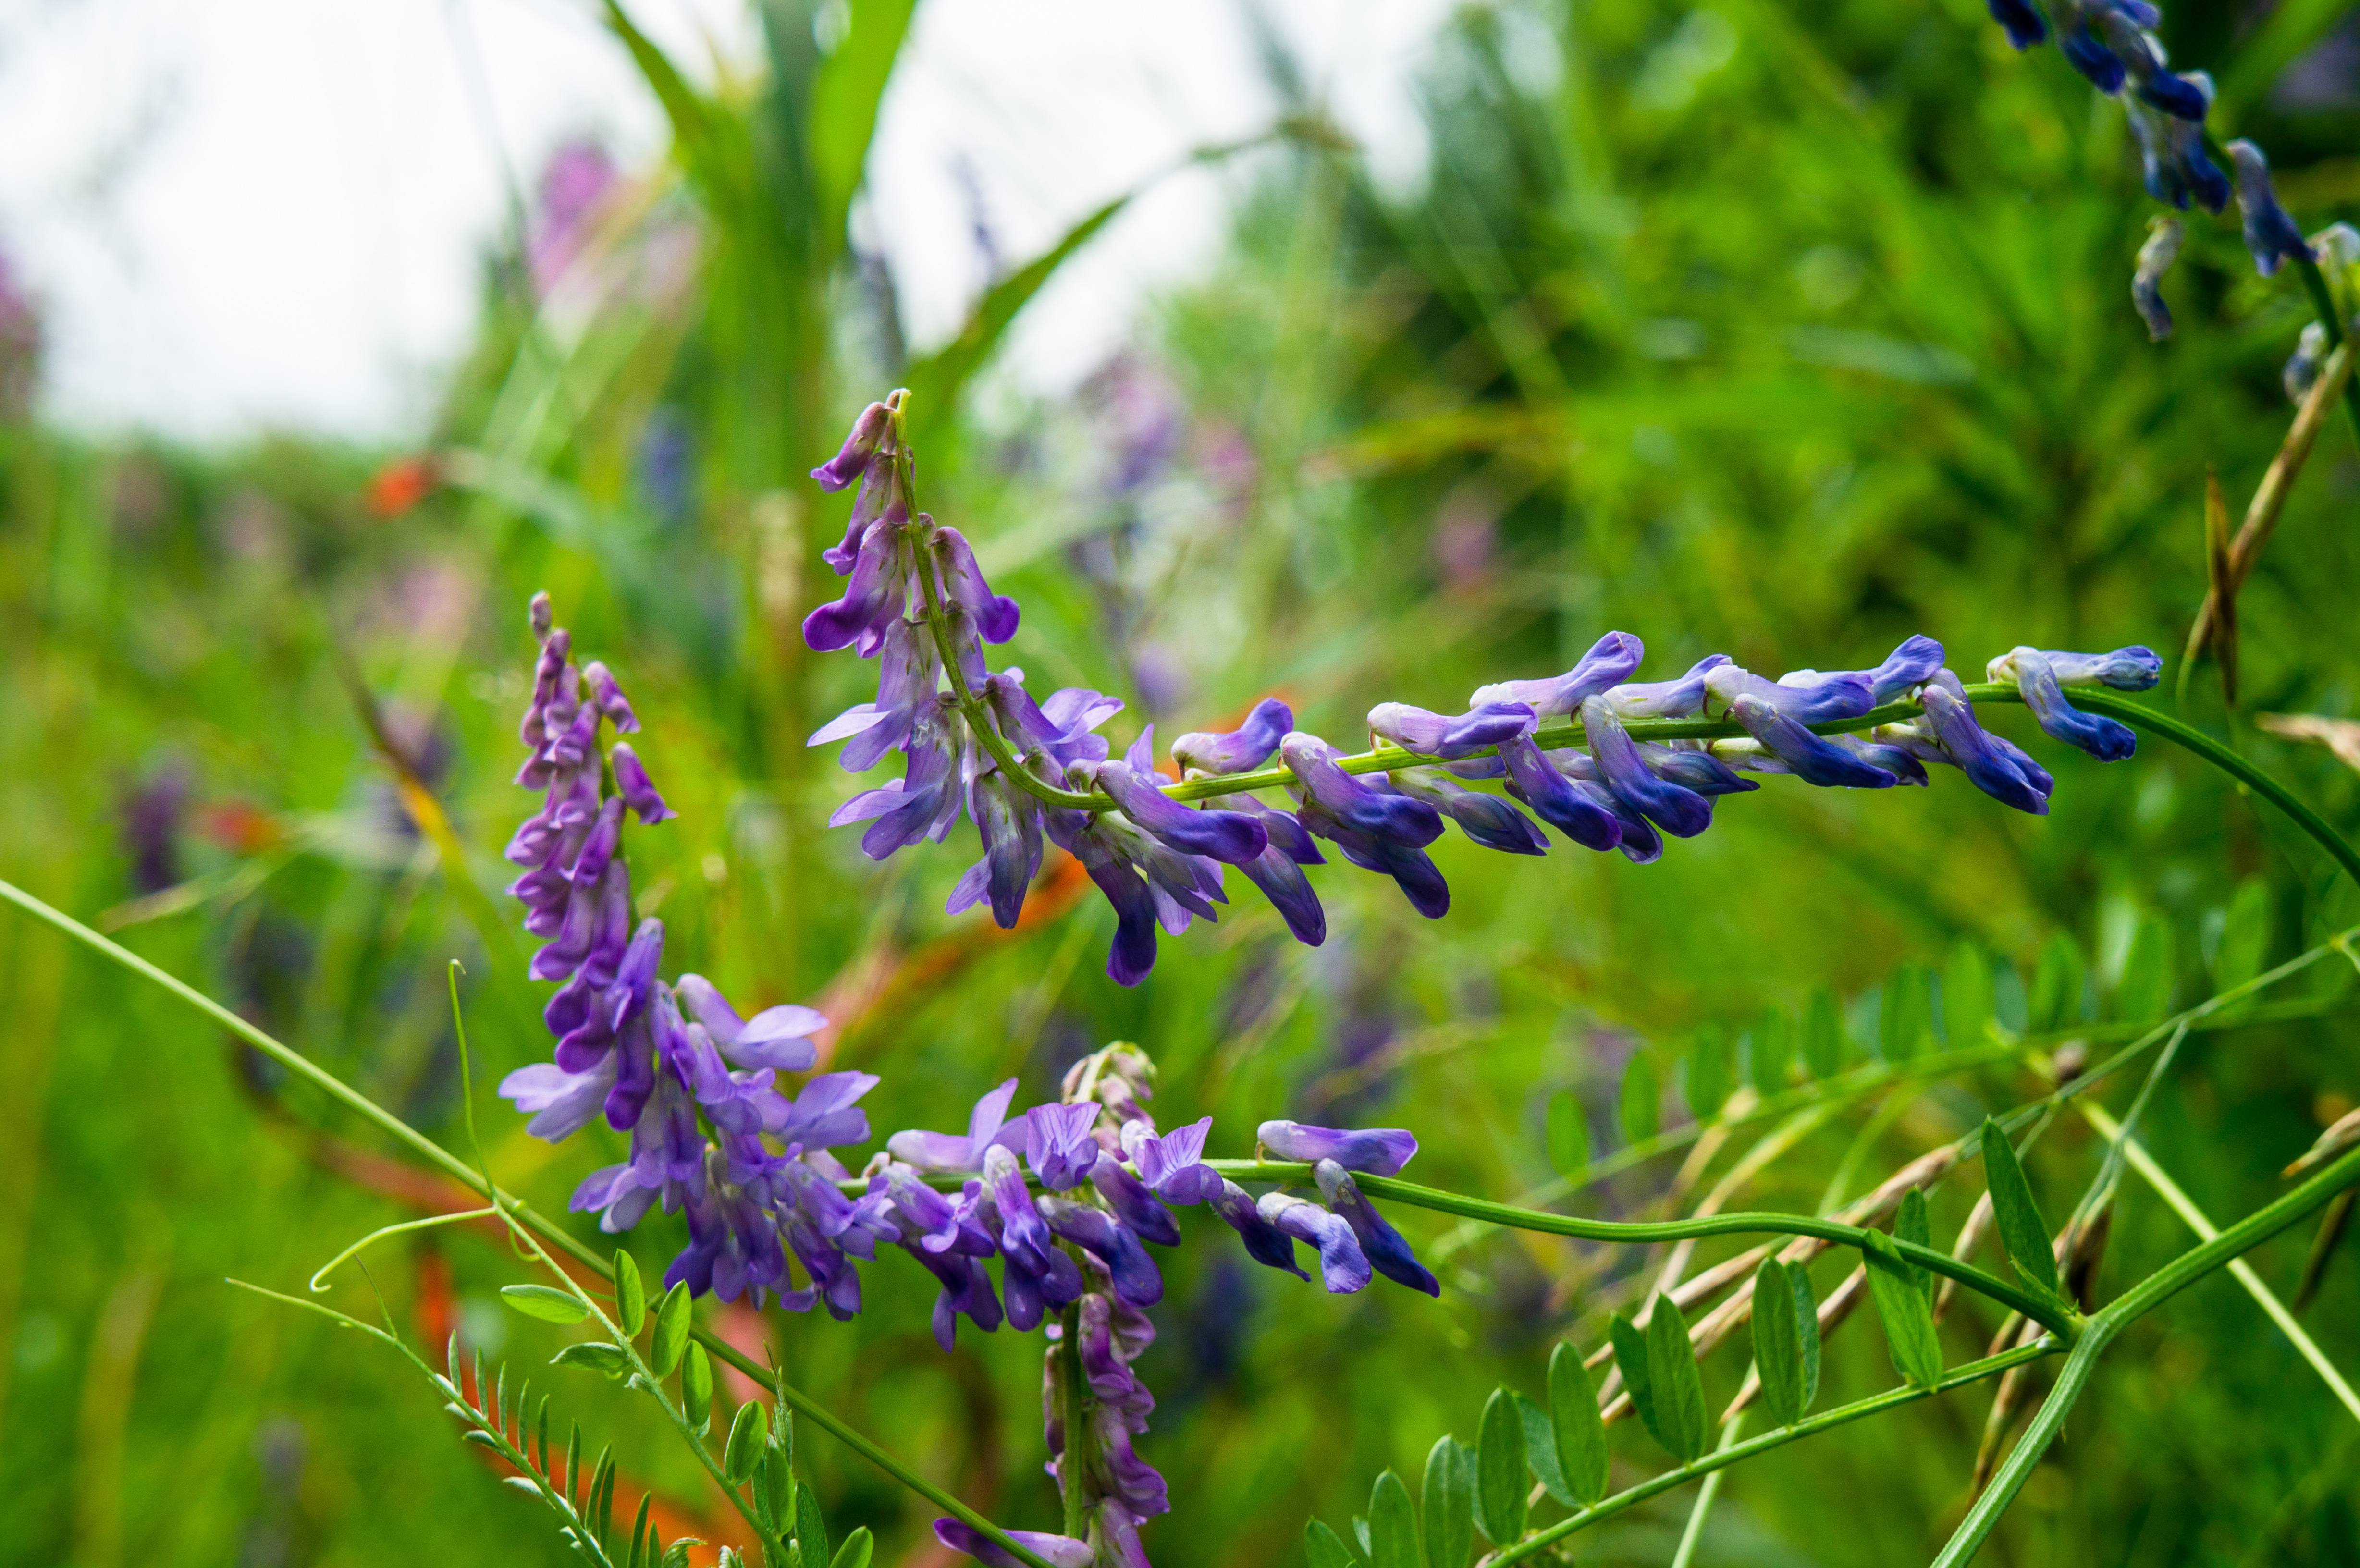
1121, 1116, 1220, 1204
1727, 694, 1898, 788
1210, 1178, 1308, 1280
1257, 1192, 1374, 1293
1314, 1160, 1440, 1297
1170, 696, 1292, 774
1987, 648, 2139, 761
1257, 1119, 1419, 1175
932, 1521, 1094, 1568
1365, 698, 1536, 758
887, 1078, 1022, 1173
2132, 217, 2185, 340
2228, 139, 2315, 277
1469, 630, 1645, 716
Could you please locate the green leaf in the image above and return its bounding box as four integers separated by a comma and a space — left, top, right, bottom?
829, 1527, 875, 1568
1861, 1233, 1942, 1388
1510, 1393, 1571, 1507
1544, 1091, 1590, 1176
550, 1341, 632, 1378
627, 1492, 653, 1568
1619, 1053, 1660, 1147
1547, 1342, 1609, 1504
2028, 931, 2086, 1031
764, 1442, 796, 1531
1421, 1434, 1475, 1568
651, 1282, 692, 1378
1685, 1024, 1731, 1122
2214, 877, 2271, 999
1748, 1008, 1792, 1096
1303, 1519, 1357, 1568
1788, 1263, 1820, 1409
1944, 941, 1993, 1050
1896, 1188, 1935, 1305
1608, 1313, 1660, 1449
1367, 1469, 1419, 1568
809, 0, 921, 252
502, 1284, 591, 1324
1879, 963, 1932, 1062
1752, 1259, 1805, 1426
1352, 1519, 1372, 1561
723, 1400, 767, 1485
1801, 989, 1845, 1078
2115, 916, 2175, 1024
656, 1541, 698, 1568
794, 1478, 830, 1568
1644, 1295, 1711, 1462
614, 1251, 645, 1339
1473, 1390, 1528, 1544
684, 1343, 713, 1438
1980, 1119, 2062, 1301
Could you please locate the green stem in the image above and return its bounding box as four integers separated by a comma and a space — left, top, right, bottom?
1200, 1161, 2080, 1337
1484, 1340, 2060, 1568
0, 877, 1060, 1568
1929, 1321, 2115, 1568
2292, 254, 2360, 450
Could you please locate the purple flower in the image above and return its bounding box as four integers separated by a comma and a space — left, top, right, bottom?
1727, 695, 1898, 788
1469, 630, 1646, 717
1314, 1160, 1439, 1297
1387, 767, 1549, 854
829, 703, 968, 859
1501, 734, 1622, 851
1581, 697, 1712, 837
801, 503, 911, 655
2095, 8, 2210, 120
1091, 1152, 1182, 1246
1986, 0, 2045, 48
2128, 96, 2229, 215
1364, 699, 1536, 759
949, 769, 1046, 929
929, 526, 1021, 645
1640, 743, 1758, 797
813, 402, 892, 492
887, 1077, 1022, 1173
906, 1245, 1004, 1350
1920, 682, 2049, 814
1026, 1102, 1105, 1191
1859, 636, 1946, 704
1256, 1119, 1418, 1176
1835, 733, 1930, 785
1170, 697, 1292, 774
582, 661, 640, 734
1991, 649, 2138, 761
1040, 1199, 1164, 1307
2132, 217, 2185, 340
807, 618, 939, 773
1705, 664, 1876, 723
1210, 1179, 1306, 1279
1257, 1192, 1372, 1293
1990, 644, 2163, 692
932, 1521, 1093, 1568
1601, 654, 1729, 720
609, 743, 674, 824
1096, 745, 1267, 865
1279, 732, 1444, 847
772, 1070, 879, 1150
672, 973, 825, 1072
1232, 814, 1328, 945
1122, 1115, 1220, 1204
500, 1056, 615, 1142
2228, 140, 2314, 277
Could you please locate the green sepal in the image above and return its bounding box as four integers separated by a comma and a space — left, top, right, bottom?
550, 1341, 632, 1379
723, 1400, 768, 1485
614, 1250, 646, 1338
503, 1284, 590, 1324
683, 1343, 713, 1437
651, 1282, 692, 1378
1980, 1118, 2063, 1301
1861, 1232, 1942, 1388
1644, 1295, 1710, 1462
1421, 1434, 1475, 1568
1473, 1389, 1528, 1544
1366, 1469, 1418, 1568
1546, 1342, 1609, 1504
829, 1526, 875, 1568
1510, 1392, 1571, 1506
1303, 1519, 1356, 1568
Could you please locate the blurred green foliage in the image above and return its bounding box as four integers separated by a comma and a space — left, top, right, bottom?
5, 0, 2360, 1564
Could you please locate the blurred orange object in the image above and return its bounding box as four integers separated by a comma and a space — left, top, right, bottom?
368, 454, 440, 518
198, 800, 283, 854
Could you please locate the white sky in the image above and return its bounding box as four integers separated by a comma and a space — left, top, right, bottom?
0, 0, 1450, 443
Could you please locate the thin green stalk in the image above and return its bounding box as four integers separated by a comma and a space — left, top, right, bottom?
0, 877, 1059, 1568
1483, 1340, 2060, 1568
1930, 1320, 2115, 1568
2292, 253, 2360, 450
1199, 1161, 2080, 1336
1667, 1412, 1744, 1568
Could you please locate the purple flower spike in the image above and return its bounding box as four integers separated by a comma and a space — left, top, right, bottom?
1365, 699, 1536, 759
1091, 1152, 1182, 1246
1705, 663, 1877, 723
812, 402, 891, 491
1257, 1119, 1418, 1176
1171, 696, 1293, 775
1315, 1160, 1440, 1297
1122, 1116, 1221, 1204
1582, 697, 1712, 838
1501, 733, 1622, 851
1388, 768, 1548, 854
609, 744, 674, 825
2228, 140, 2314, 277
1728, 695, 1897, 789
932, 526, 1020, 645
933, 1520, 1094, 1568
1026, 1102, 1105, 1191
1279, 732, 1444, 848
1921, 683, 2049, 815
1863, 635, 1946, 704
1040, 1198, 1164, 1307
1211, 1178, 1307, 1279
1602, 654, 1730, 720
1470, 630, 1646, 717
888, 1077, 1023, 1173
1257, 1192, 1372, 1294
1096, 758, 1267, 865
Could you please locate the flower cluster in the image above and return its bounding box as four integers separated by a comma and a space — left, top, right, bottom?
803, 395, 2160, 986
1973, 0, 2316, 333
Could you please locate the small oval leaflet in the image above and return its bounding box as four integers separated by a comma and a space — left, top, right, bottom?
651, 1281, 692, 1378
614, 1250, 646, 1339
1644, 1294, 1711, 1462
1510, 1391, 1572, 1506
1802, 987, 1846, 1078
501, 1284, 591, 1324
723, 1399, 768, 1485
1547, 1341, 1610, 1505
684, 1342, 714, 1436
1366, 1468, 1418, 1568
1981, 1117, 2063, 1302
1303, 1520, 1356, 1568
550, 1340, 631, 1379
1474, 1387, 1529, 1544
1421, 1434, 1475, 1568
1861, 1231, 1943, 1388
1751, 1259, 1808, 1426
829, 1526, 874, 1568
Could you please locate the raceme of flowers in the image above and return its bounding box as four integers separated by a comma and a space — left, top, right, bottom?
1971, 0, 2318, 338
802, 396, 2163, 987
489, 607, 1440, 1565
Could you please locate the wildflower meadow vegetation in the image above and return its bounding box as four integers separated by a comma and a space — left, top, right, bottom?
7, 1, 2360, 1565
